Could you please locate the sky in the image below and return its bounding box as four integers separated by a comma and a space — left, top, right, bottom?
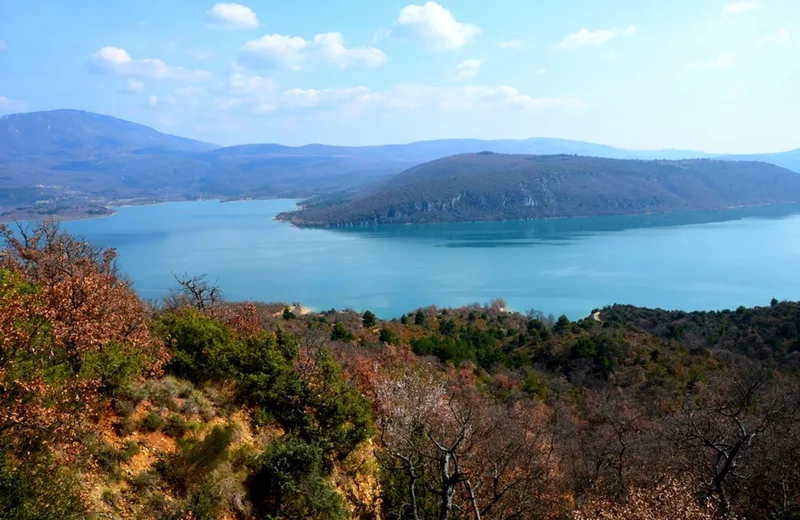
0, 0, 798, 152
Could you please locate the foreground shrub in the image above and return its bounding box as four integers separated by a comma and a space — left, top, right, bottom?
248, 437, 347, 520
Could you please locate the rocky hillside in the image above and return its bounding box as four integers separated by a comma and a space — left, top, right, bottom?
278, 153, 800, 227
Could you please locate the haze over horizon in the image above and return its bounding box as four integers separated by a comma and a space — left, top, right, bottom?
0, 0, 798, 153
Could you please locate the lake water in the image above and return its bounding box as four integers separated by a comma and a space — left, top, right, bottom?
62, 199, 800, 319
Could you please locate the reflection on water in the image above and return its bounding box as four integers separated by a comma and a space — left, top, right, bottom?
331, 204, 800, 245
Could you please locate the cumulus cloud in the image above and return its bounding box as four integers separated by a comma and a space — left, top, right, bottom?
757, 29, 790, 47
448, 59, 482, 81
125, 79, 145, 93
89, 47, 212, 81
690, 52, 736, 69
148, 95, 159, 106
386, 85, 586, 111
281, 87, 377, 109
239, 34, 308, 70
721, 0, 759, 17
238, 33, 386, 70
498, 39, 524, 49
313, 33, 387, 68
218, 72, 585, 115
206, 3, 258, 29
395, 2, 480, 51
0, 96, 27, 115
556, 25, 636, 50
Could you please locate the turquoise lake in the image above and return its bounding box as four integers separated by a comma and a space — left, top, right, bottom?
62, 199, 800, 319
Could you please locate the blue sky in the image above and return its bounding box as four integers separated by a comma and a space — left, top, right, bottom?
0, 0, 797, 152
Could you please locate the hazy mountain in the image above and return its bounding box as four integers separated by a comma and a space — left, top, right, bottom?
277, 153, 800, 227
0, 109, 218, 156
1, 109, 798, 220
723, 149, 800, 174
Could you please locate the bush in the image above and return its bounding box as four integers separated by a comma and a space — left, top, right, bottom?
185, 483, 220, 520
160, 425, 233, 495
362, 311, 377, 328
331, 321, 353, 341
379, 327, 399, 345
163, 414, 188, 439
248, 437, 347, 520
139, 409, 164, 433
0, 452, 86, 519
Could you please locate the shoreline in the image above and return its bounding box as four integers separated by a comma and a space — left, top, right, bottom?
5, 197, 800, 228
276, 201, 800, 229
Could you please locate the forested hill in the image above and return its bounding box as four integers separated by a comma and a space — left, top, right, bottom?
277, 153, 800, 227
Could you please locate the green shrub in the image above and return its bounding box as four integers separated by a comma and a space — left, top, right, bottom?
139, 409, 164, 433
379, 327, 399, 345
79, 342, 149, 394
248, 437, 347, 520
160, 425, 233, 495
185, 483, 220, 520
331, 321, 353, 341
0, 451, 86, 520
362, 310, 377, 327
163, 415, 188, 439
128, 470, 161, 495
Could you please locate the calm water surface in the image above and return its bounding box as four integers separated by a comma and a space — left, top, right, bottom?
62, 200, 800, 319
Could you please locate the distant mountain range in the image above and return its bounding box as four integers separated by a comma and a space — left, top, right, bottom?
277, 153, 800, 227
1, 109, 799, 220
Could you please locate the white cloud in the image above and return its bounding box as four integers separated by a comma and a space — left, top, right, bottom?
757, 29, 790, 47
0, 40, 7, 52
534, 68, 547, 75
556, 25, 636, 50
448, 59, 482, 81
219, 73, 585, 115
149, 95, 159, 106
721, 0, 759, 17
238, 34, 309, 70
281, 87, 378, 109
395, 2, 481, 51
206, 3, 258, 30
387, 85, 586, 111
125, 79, 145, 93
312, 33, 387, 68
239, 33, 386, 70
730, 87, 748, 96
690, 52, 736, 69
89, 47, 212, 81
0, 96, 27, 115
258, 84, 585, 113
498, 39, 524, 49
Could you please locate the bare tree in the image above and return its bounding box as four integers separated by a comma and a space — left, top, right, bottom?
375, 366, 564, 520
169, 272, 222, 311
674, 365, 798, 515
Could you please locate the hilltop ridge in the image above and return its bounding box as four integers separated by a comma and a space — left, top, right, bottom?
278, 153, 800, 227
